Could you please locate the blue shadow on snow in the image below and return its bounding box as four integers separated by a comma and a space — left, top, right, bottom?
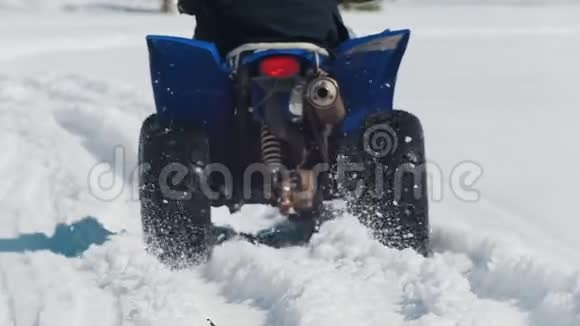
0, 217, 115, 257
0, 214, 328, 258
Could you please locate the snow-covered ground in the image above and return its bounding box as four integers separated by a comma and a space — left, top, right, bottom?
1, 3, 580, 326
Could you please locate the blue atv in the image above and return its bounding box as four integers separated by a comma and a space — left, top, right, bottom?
139, 29, 429, 265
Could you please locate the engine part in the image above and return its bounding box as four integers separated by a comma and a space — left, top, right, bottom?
289, 83, 305, 121
305, 76, 346, 125
279, 169, 316, 215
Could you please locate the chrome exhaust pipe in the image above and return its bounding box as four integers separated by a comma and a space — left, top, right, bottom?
305, 76, 346, 125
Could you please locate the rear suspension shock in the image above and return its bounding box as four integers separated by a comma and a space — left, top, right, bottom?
260, 125, 283, 167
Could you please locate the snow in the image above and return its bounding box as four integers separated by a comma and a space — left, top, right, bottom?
1, 3, 580, 326
0, 0, 164, 12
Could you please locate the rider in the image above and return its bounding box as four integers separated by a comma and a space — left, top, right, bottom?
177, 0, 351, 55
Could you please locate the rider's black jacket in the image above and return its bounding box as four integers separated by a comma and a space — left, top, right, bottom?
178, 0, 350, 55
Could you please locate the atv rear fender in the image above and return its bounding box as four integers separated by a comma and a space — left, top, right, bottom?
146, 29, 410, 138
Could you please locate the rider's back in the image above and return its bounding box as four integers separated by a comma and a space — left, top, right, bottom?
179, 0, 349, 55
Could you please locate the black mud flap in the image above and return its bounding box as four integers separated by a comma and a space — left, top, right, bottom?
337, 110, 430, 256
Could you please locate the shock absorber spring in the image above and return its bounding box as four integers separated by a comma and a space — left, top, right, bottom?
260, 125, 283, 167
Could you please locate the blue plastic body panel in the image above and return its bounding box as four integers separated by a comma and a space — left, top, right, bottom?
332, 29, 410, 134
146, 36, 233, 139
146, 29, 410, 137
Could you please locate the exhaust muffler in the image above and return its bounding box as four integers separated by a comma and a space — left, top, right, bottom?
305, 76, 346, 125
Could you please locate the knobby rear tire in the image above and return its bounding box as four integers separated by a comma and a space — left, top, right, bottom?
339, 110, 430, 256
139, 114, 212, 267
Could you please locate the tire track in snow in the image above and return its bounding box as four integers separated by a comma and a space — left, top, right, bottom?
202, 215, 529, 326
0, 258, 17, 326
202, 219, 406, 326
0, 255, 43, 326
0, 76, 265, 326
49, 75, 147, 185
79, 235, 266, 326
